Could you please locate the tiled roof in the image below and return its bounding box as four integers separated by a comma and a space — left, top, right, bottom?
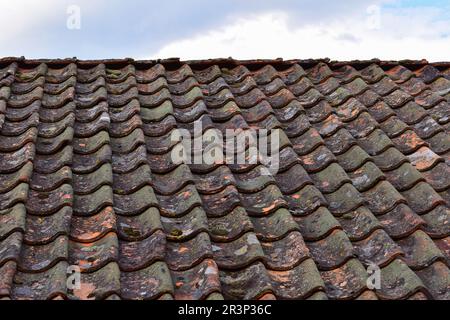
0, 57, 449, 300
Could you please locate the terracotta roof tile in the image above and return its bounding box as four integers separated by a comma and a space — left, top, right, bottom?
0, 58, 449, 300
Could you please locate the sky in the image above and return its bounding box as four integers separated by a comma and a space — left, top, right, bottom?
0, 0, 449, 61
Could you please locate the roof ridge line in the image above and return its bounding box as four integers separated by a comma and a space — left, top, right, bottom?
2, 57, 450, 70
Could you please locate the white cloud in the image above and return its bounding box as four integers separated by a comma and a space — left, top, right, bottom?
0, 0, 107, 55
0, 1, 448, 60
0, 1, 56, 43
152, 7, 450, 62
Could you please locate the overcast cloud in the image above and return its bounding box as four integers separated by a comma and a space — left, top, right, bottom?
0, 0, 448, 61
